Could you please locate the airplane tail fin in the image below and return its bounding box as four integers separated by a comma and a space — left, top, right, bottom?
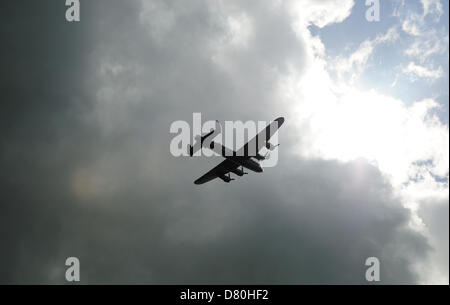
190, 121, 220, 157
201, 129, 215, 143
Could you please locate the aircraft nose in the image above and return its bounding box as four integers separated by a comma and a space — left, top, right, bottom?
256, 166, 264, 173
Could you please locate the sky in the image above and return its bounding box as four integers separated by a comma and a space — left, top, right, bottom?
0, 0, 448, 284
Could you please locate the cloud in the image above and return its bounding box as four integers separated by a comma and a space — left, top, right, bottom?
328, 27, 399, 83
402, 62, 444, 81
0, 0, 447, 285
287, 0, 355, 29
402, 19, 421, 36
421, 0, 444, 21
416, 197, 449, 284
67, 157, 428, 284
400, 0, 443, 37
398, 0, 448, 76
404, 30, 449, 63
278, 0, 449, 284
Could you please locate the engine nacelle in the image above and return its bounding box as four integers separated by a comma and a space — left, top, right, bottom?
254, 153, 266, 161
230, 167, 247, 176
266, 142, 279, 150
219, 174, 234, 183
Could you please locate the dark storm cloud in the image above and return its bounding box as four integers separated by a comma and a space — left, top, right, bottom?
1, 0, 429, 284
0, 0, 101, 283
417, 198, 449, 281
50, 155, 428, 284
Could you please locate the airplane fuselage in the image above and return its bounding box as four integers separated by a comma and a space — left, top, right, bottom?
226, 156, 263, 173
206, 141, 264, 173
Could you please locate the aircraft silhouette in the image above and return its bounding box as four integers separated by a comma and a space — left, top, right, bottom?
189, 117, 284, 184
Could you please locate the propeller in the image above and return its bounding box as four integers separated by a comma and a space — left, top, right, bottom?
266, 142, 280, 151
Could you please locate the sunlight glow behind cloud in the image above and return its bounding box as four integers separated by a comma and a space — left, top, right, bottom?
277, 0, 448, 284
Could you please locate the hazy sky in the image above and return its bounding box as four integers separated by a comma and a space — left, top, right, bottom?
0, 0, 448, 284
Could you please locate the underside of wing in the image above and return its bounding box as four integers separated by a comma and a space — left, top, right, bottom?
237, 117, 284, 156
194, 159, 238, 185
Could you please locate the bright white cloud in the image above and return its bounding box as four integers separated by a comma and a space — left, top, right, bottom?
404, 30, 449, 62
329, 27, 399, 83
399, 0, 448, 78
283, 70, 448, 186
402, 19, 421, 36
421, 0, 444, 21
400, 0, 443, 37
287, 0, 355, 29
402, 62, 444, 81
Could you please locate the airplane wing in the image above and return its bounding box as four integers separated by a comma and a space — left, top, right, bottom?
194, 159, 239, 185
236, 117, 284, 156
